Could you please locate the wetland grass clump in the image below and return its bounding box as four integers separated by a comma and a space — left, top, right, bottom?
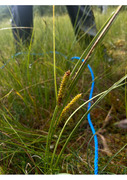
0, 5, 127, 174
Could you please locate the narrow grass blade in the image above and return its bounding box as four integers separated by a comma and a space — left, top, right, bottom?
44, 105, 59, 172
27, 28, 35, 84
53, 5, 57, 102
0, 89, 13, 101
100, 143, 127, 174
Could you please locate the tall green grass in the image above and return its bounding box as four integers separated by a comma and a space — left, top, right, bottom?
0, 5, 126, 174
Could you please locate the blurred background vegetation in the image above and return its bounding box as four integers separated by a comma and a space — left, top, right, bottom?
0, 5, 127, 22
0, 5, 68, 21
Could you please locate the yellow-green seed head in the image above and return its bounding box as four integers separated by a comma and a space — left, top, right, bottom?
58, 93, 82, 123
57, 70, 70, 105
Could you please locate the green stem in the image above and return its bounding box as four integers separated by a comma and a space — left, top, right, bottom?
27, 28, 34, 84
53, 5, 57, 102
44, 105, 58, 172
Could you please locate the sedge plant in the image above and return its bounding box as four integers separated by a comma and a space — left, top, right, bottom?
0, 5, 127, 174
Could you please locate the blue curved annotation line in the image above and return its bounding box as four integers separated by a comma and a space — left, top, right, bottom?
71, 56, 98, 175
